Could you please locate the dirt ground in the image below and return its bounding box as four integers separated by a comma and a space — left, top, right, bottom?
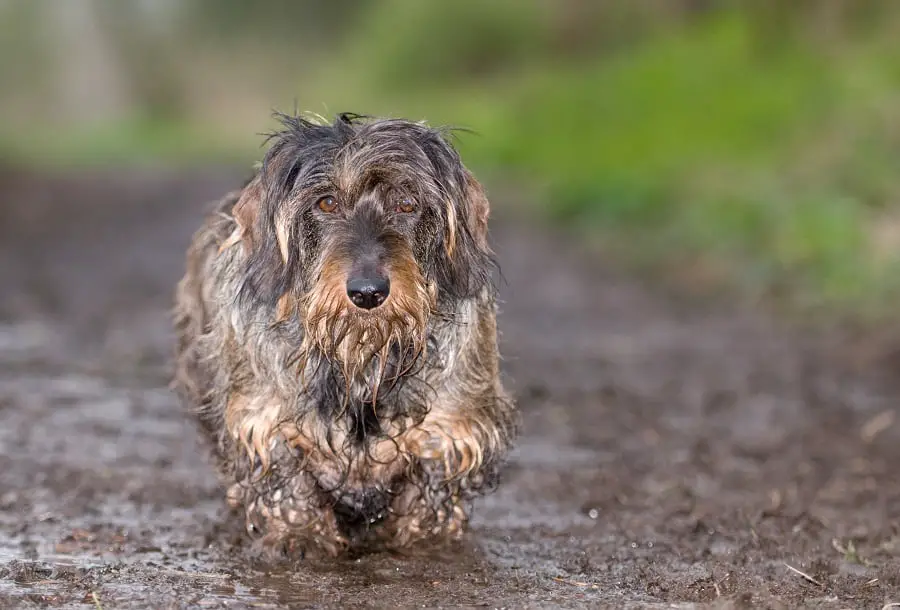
0, 167, 899, 609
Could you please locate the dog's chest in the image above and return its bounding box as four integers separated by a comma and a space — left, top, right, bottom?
304, 349, 436, 432
305, 423, 409, 525
290, 346, 443, 526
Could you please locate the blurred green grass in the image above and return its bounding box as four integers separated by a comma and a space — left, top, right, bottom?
5, 1, 900, 319
0, 118, 256, 167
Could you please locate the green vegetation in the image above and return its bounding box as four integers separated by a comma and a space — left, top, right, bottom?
5, 1, 900, 318
0, 118, 256, 167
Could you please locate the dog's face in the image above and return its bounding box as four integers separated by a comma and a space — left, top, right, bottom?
232, 113, 495, 385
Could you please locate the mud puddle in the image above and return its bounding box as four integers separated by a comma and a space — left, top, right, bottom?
1, 168, 898, 608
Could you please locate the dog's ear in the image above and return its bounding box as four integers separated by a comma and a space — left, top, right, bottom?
444, 168, 491, 260
416, 126, 496, 300
435, 168, 495, 300
232, 175, 264, 251
460, 169, 490, 249
231, 172, 294, 312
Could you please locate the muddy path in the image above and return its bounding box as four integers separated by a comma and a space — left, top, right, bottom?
0, 168, 899, 609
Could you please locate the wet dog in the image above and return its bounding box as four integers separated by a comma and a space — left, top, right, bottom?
173, 112, 518, 557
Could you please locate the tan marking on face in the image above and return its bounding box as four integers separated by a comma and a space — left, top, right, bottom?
445, 199, 458, 258
275, 217, 291, 263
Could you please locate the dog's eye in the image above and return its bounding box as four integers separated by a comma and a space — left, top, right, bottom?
396, 197, 416, 213
317, 196, 338, 213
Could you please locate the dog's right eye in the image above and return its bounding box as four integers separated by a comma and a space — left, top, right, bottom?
396, 197, 417, 214
317, 196, 338, 213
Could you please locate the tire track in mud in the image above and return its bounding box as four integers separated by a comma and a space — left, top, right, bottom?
0, 169, 898, 608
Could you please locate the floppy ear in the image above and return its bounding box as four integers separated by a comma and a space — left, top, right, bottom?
231, 172, 294, 312
444, 168, 491, 257
461, 169, 491, 249
231, 175, 264, 252
436, 168, 495, 300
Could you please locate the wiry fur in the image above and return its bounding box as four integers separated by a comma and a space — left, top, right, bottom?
173, 112, 518, 558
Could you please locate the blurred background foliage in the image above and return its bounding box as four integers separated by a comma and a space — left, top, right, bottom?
3, 0, 900, 317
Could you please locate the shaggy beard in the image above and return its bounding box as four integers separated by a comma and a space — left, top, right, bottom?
297, 271, 433, 406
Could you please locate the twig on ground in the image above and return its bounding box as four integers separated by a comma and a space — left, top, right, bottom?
782, 562, 823, 587
861, 410, 894, 444
552, 576, 596, 588
91, 591, 103, 610
713, 572, 730, 598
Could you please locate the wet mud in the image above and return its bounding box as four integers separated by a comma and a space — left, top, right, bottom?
0, 168, 899, 608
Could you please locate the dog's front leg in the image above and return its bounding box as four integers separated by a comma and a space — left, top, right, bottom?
405, 407, 505, 491
223, 394, 348, 558
229, 466, 348, 560
378, 409, 505, 548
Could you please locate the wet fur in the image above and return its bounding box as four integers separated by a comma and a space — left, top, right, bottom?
173, 113, 518, 557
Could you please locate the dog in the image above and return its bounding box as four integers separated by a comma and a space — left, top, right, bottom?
173, 112, 518, 558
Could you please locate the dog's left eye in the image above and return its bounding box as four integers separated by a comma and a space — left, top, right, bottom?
396, 197, 416, 213
317, 196, 338, 213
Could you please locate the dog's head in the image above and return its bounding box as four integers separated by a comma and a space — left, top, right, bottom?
231, 112, 495, 386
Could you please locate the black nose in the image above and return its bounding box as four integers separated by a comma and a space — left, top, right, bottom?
346, 276, 390, 310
